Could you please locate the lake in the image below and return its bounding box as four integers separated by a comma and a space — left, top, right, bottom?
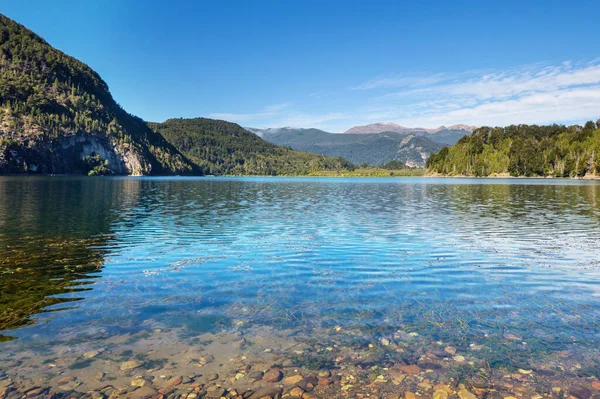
1, 176, 600, 399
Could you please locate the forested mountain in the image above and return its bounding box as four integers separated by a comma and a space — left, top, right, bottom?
427, 121, 600, 177
149, 118, 354, 175
0, 14, 355, 177
253, 127, 443, 167
0, 14, 195, 175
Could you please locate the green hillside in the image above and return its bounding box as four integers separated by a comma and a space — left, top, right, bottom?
427, 122, 600, 177
0, 14, 195, 175
149, 118, 355, 175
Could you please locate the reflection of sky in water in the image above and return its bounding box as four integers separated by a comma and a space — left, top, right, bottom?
1, 177, 600, 350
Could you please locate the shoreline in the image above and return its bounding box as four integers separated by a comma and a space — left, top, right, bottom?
1, 171, 600, 180
426, 172, 600, 180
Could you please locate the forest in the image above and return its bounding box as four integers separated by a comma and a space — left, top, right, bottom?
427, 121, 600, 177
0, 15, 194, 175
149, 118, 355, 176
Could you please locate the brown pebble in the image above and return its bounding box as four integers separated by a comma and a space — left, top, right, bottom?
318, 378, 332, 386
262, 369, 283, 383
57, 376, 76, 385
166, 375, 182, 387
247, 386, 283, 399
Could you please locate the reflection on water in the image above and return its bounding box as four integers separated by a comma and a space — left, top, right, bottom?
1, 177, 600, 398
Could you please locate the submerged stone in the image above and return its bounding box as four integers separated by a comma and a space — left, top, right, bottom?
120, 360, 144, 371
263, 368, 283, 383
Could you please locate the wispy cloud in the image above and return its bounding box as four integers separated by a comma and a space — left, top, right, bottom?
352, 60, 600, 128
352, 73, 448, 90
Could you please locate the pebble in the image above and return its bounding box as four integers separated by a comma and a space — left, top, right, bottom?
458, 388, 477, 399
434, 384, 453, 394
283, 375, 304, 385
84, 350, 101, 359
298, 376, 318, 391
120, 360, 144, 371
406, 393, 417, 399
57, 376, 76, 385
248, 371, 264, 381
290, 386, 305, 396
317, 370, 331, 378
389, 370, 406, 382
205, 387, 226, 398
318, 378, 332, 386
131, 386, 158, 399
518, 368, 532, 375
592, 381, 600, 390
262, 368, 283, 383
444, 346, 457, 355
165, 375, 183, 387
434, 390, 449, 399
131, 377, 151, 387
247, 387, 283, 399
25, 387, 44, 397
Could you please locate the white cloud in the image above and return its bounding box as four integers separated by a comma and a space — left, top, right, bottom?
390, 86, 600, 128
352, 60, 600, 129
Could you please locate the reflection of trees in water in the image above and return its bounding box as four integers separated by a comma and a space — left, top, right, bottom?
0, 177, 143, 341
0, 236, 107, 341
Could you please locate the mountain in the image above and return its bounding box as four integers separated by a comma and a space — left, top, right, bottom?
254, 127, 445, 167
427, 121, 600, 177
344, 123, 476, 145
345, 122, 476, 135
0, 15, 354, 177
149, 118, 354, 175
0, 14, 196, 175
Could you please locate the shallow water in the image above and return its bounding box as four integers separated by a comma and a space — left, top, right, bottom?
1, 176, 600, 398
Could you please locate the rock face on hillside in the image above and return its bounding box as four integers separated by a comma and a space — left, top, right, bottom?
0, 14, 195, 175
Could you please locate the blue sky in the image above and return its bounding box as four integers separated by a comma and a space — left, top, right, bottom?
2, 0, 600, 132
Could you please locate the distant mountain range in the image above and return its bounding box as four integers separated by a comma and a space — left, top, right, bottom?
345, 122, 476, 134
344, 123, 476, 145
248, 127, 449, 167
